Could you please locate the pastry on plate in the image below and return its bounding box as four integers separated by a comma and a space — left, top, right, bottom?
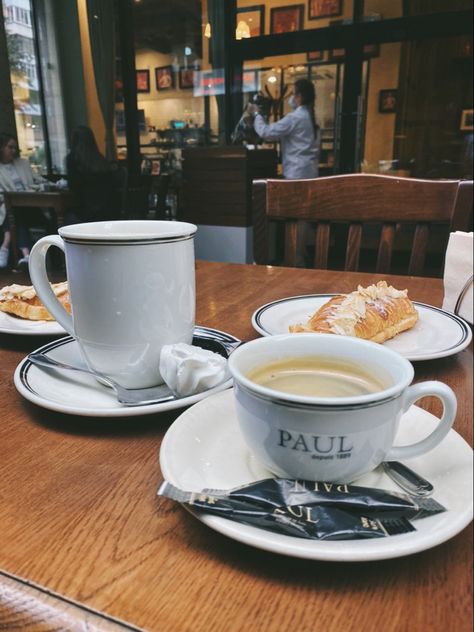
0, 282, 71, 321
289, 281, 418, 343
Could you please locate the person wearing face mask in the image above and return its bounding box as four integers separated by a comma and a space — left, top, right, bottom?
248, 78, 320, 179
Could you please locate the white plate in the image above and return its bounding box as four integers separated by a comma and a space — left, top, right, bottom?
251, 295, 472, 361
160, 389, 473, 562
0, 310, 65, 336
14, 327, 239, 417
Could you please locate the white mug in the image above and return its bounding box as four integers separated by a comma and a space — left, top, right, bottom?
29, 220, 197, 388
228, 334, 457, 483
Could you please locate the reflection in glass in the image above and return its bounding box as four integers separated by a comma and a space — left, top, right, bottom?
2, 0, 66, 174
238, 57, 344, 177
3, 0, 45, 172
362, 37, 473, 180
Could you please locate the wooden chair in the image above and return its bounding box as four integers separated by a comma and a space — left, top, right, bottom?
252, 174, 473, 276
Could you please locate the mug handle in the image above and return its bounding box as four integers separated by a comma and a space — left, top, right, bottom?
29, 235, 74, 336
386, 381, 457, 460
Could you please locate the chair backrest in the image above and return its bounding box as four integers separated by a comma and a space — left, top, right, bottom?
252, 174, 473, 276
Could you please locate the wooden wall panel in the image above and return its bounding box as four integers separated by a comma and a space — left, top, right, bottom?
182, 147, 277, 227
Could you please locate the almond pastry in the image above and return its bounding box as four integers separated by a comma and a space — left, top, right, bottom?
289, 281, 418, 343
0, 282, 71, 321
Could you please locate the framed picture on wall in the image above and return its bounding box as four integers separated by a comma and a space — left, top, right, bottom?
155, 66, 175, 91
308, 0, 343, 20
379, 89, 398, 113
328, 48, 345, 61
363, 43, 380, 58
242, 69, 259, 92
136, 69, 150, 93
179, 67, 198, 89
236, 5, 265, 37
307, 50, 325, 62
270, 4, 304, 35
328, 39, 379, 62
460, 109, 474, 131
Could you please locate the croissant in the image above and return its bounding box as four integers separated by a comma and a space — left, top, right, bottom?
0, 282, 71, 321
289, 281, 418, 343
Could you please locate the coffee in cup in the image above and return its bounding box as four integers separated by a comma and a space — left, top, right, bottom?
228, 334, 457, 483
247, 356, 390, 397
29, 220, 197, 389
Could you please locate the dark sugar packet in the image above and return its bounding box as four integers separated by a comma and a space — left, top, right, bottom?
202, 478, 446, 521
158, 481, 415, 541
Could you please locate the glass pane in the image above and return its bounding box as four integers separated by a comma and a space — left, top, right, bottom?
364, 0, 472, 20
34, 0, 67, 173
310, 62, 343, 172
124, 0, 211, 189
3, 0, 46, 172
236, 0, 354, 32
242, 51, 344, 176
362, 36, 473, 179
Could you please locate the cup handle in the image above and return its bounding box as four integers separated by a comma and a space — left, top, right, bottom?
386, 381, 457, 460
29, 235, 74, 336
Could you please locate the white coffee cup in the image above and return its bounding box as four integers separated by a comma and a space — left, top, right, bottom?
228, 334, 457, 483
29, 220, 197, 389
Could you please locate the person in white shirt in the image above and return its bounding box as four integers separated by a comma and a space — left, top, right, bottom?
249, 79, 320, 265
249, 78, 320, 179
0, 132, 46, 267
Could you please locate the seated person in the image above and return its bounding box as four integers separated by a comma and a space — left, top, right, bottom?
0, 132, 49, 268
66, 126, 123, 222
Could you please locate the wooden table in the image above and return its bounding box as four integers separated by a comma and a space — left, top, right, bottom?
0, 261, 472, 631
4, 190, 79, 267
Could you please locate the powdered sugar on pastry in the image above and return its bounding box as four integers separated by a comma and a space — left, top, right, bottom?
0, 282, 68, 301
324, 292, 366, 336
0, 282, 70, 321
289, 281, 418, 343
326, 282, 408, 336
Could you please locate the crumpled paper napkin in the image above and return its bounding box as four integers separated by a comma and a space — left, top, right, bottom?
159, 343, 229, 397
442, 231, 473, 324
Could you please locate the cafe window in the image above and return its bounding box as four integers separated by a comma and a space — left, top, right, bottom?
361, 35, 473, 179
241, 56, 344, 176
2, 0, 67, 174
15, 5, 30, 24
115, 0, 472, 183
232, 1, 473, 179
117, 0, 211, 187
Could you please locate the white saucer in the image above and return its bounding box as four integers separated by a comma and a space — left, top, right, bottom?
0, 310, 64, 336
251, 295, 472, 361
160, 389, 473, 561
14, 327, 239, 417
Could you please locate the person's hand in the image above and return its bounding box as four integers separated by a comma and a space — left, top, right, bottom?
247, 103, 258, 116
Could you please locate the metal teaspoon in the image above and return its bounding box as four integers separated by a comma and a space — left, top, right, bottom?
382, 461, 434, 497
